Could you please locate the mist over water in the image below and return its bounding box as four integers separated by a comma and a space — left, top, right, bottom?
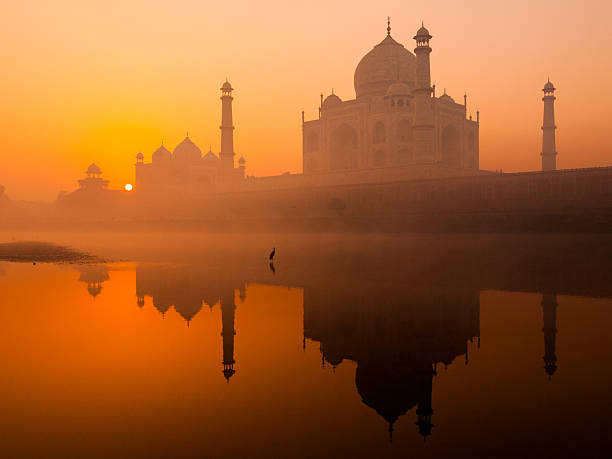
0, 232, 611, 458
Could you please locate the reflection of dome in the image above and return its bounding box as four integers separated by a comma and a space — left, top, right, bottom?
174, 299, 203, 323
173, 136, 202, 162
322, 341, 344, 367
386, 82, 411, 97
153, 297, 172, 315
88, 284, 102, 298
322, 93, 342, 109
354, 34, 416, 99
356, 363, 419, 430
86, 163, 102, 176
152, 145, 171, 163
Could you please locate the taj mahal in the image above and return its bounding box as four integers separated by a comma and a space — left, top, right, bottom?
302, 21, 479, 177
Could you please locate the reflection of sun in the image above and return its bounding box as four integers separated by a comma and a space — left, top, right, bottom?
125, 183, 133, 191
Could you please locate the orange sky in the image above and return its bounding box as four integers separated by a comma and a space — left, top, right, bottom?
1, 0, 611, 201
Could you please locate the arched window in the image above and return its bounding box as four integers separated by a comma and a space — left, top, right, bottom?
373, 122, 386, 144
397, 119, 412, 143
330, 124, 358, 170
305, 132, 319, 153
441, 125, 461, 167
373, 150, 385, 167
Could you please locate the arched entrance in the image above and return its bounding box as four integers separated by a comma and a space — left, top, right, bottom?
441, 125, 461, 167
330, 124, 358, 170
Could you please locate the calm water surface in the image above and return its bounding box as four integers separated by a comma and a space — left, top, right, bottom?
0, 233, 611, 458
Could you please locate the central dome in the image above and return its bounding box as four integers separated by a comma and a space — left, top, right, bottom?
354, 34, 416, 99
173, 136, 202, 162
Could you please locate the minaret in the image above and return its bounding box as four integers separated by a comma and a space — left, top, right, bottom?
541, 293, 558, 378
220, 80, 236, 173
413, 24, 435, 160
220, 289, 237, 382
541, 79, 557, 171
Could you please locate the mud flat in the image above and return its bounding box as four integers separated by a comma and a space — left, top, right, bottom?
0, 241, 101, 263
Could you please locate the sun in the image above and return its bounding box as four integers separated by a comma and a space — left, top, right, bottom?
124, 183, 133, 191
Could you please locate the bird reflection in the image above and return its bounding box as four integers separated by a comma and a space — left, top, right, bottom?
541, 293, 558, 379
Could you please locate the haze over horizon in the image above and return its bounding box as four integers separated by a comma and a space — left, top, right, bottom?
2, 0, 611, 201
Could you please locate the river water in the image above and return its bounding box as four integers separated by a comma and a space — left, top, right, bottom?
0, 232, 610, 458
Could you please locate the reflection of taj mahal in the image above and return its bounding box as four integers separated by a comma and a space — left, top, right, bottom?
302, 21, 479, 178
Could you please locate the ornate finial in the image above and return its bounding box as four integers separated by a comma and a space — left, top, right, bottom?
443, 88, 447, 95
331, 88, 334, 95
422, 20, 424, 27
387, 16, 391, 36
186, 131, 189, 138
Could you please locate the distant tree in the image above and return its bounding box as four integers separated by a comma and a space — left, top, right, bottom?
328, 197, 347, 216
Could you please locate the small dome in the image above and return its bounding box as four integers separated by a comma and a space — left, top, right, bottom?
386, 82, 411, 96
238, 156, 246, 165
415, 25, 431, 39
152, 145, 171, 163
322, 93, 342, 109
136, 152, 144, 160
544, 80, 555, 91
86, 163, 101, 175
221, 80, 233, 92
173, 136, 202, 162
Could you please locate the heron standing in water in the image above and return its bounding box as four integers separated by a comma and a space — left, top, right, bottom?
269, 247, 276, 261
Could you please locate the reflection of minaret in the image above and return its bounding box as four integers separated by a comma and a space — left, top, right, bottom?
541, 293, 558, 378
221, 289, 237, 382
416, 368, 435, 439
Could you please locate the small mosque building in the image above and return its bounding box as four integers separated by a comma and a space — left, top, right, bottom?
134, 81, 245, 195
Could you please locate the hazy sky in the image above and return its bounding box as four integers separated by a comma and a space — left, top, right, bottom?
1, 0, 611, 200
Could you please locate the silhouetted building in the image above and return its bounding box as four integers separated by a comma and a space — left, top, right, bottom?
541, 293, 558, 378
135, 81, 246, 195
302, 21, 479, 178
78, 163, 110, 191
541, 80, 557, 171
